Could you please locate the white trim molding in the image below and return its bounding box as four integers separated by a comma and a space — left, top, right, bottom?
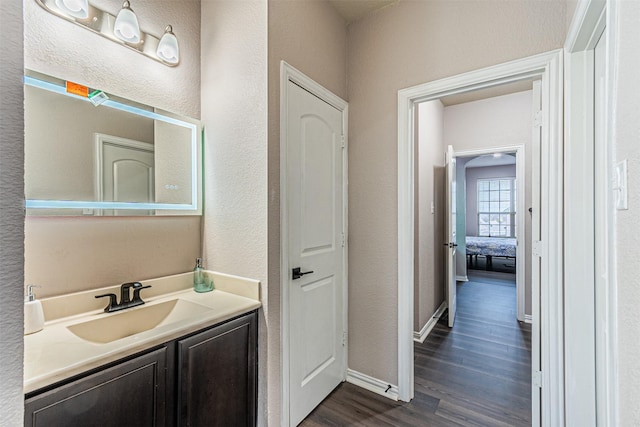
280, 61, 349, 427
397, 50, 564, 427
564, 0, 617, 425
413, 302, 446, 343
346, 369, 399, 401
524, 314, 533, 324
455, 275, 469, 282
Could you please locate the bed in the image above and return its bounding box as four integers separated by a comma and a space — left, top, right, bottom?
465, 236, 517, 270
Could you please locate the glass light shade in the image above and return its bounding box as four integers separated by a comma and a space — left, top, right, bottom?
156, 26, 179, 64
113, 1, 140, 44
54, 0, 88, 19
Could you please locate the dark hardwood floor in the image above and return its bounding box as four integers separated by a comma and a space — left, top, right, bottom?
300, 271, 532, 426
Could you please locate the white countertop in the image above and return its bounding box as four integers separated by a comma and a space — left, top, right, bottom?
24, 271, 261, 394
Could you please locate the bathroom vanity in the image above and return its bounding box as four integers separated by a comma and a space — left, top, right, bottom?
23, 272, 261, 427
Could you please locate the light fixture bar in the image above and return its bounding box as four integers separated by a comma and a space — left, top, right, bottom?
35, 0, 179, 67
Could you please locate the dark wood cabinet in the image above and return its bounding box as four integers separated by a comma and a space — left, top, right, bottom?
24, 311, 257, 427
24, 346, 167, 427
177, 313, 257, 427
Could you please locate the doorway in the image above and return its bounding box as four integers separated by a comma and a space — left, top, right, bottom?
453, 144, 527, 325
397, 50, 564, 426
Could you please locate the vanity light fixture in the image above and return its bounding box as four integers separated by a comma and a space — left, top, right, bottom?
53, 0, 88, 19
156, 26, 180, 64
113, 1, 140, 44
35, 0, 180, 67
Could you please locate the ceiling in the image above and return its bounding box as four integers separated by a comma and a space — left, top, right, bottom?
329, 0, 398, 23
440, 79, 536, 107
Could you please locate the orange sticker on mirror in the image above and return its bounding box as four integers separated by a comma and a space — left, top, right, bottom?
66, 81, 88, 97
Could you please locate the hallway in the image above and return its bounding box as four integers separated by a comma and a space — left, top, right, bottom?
300, 271, 531, 426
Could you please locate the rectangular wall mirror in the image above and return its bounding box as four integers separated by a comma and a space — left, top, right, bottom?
24, 70, 203, 216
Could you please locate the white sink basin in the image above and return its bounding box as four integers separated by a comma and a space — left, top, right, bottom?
67, 299, 212, 344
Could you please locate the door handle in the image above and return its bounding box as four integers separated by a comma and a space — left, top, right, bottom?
443, 242, 458, 248
292, 267, 314, 280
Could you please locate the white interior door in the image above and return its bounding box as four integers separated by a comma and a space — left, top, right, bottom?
103, 145, 154, 202
95, 134, 154, 216
445, 144, 457, 327
287, 81, 346, 426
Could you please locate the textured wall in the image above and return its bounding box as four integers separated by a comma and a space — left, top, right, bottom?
415, 100, 445, 331
613, 0, 640, 424
0, 0, 25, 423
200, 0, 268, 424
23, 0, 202, 298
24, 0, 201, 118
267, 1, 347, 424
347, 0, 566, 386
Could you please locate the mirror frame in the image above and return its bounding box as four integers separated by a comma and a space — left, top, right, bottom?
24, 74, 202, 215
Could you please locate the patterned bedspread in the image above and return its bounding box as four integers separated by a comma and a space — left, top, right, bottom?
466, 236, 517, 257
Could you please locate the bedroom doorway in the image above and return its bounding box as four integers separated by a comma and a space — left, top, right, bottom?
454, 145, 527, 324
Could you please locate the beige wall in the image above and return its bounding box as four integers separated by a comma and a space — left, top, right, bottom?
444, 90, 533, 315
347, 0, 567, 386
0, 0, 25, 423
200, 0, 268, 424
415, 100, 445, 331
268, 1, 347, 424
23, 0, 202, 298
613, 0, 640, 424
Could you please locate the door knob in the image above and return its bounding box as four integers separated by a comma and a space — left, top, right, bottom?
442, 242, 458, 248
292, 267, 314, 280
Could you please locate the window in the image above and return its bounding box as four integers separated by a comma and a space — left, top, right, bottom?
477, 178, 516, 237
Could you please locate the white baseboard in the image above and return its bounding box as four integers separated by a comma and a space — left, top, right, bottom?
524, 314, 533, 324
413, 301, 447, 343
456, 275, 469, 282
346, 369, 398, 401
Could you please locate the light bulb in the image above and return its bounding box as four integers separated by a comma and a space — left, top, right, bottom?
156, 25, 180, 64
113, 1, 140, 44
55, 0, 88, 19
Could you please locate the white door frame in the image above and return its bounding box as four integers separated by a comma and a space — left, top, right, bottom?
454, 145, 526, 322
565, 0, 617, 425
280, 61, 349, 427
397, 50, 563, 425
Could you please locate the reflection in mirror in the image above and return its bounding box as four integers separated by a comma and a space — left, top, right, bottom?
24, 71, 202, 216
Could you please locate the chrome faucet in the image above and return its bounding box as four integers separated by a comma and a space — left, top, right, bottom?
95, 282, 152, 313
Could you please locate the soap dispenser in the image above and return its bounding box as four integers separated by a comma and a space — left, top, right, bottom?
24, 285, 45, 335
193, 258, 213, 293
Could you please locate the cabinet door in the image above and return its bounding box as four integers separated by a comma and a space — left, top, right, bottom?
25, 346, 167, 427
177, 312, 257, 427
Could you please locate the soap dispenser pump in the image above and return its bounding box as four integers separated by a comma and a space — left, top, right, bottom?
193, 258, 213, 293
24, 285, 45, 335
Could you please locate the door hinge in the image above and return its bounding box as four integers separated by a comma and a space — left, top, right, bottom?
533, 370, 543, 388
532, 240, 542, 257
341, 135, 345, 148
341, 233, 346, 248
342, 331, 347, 346
533, 110, 543, 127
